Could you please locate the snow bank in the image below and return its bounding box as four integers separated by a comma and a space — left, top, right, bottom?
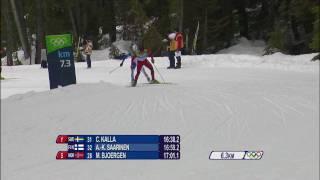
217, 37, 266, 55
90, 37, 317, 72
179, 53, 319, 72
90, 48, 110, 61
111, 40, 132, 54
1, 50, 30, 66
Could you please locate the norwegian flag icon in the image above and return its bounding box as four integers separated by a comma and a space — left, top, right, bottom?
75, 152, 84, 159
56, 151, 68, 159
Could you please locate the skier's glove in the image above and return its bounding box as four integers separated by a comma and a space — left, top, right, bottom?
151, 58, 155, 64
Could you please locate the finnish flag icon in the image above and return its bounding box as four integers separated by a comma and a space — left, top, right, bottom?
74, 144, 85, 151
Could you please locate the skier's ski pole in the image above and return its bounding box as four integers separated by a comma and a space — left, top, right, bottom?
153, 61, 166, 83
109, 66, 121, 74
109, 56, 127, 74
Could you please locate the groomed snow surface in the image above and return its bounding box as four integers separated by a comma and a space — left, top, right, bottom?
1, 42, 319, 180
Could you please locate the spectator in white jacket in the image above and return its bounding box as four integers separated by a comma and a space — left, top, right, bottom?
84, 40, 93, 68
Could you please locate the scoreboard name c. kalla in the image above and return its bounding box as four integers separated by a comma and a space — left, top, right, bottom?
95, 136, 117, 143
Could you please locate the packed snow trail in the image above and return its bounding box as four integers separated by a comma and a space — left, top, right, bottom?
1, 52, 318, 99
1, 54, 319, 180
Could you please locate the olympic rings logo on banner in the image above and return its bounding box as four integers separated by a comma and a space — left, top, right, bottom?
245, 151, 263, 159
50, 37, 67, 47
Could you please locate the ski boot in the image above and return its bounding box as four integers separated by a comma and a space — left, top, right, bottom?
150, 79, 160, 84
175, 59, 181, 69
131, 80, 137, 87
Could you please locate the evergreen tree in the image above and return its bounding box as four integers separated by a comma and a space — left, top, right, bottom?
310, 5, 319, 52
0, 0, 318, 58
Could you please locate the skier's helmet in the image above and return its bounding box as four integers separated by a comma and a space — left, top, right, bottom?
138, 44, 144, 51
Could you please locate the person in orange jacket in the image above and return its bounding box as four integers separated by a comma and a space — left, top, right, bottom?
175, 31, 184, 69
167, 32, 176, 69
167, 31, 184, 69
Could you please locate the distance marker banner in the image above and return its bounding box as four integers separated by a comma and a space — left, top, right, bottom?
45, 34, 76, 89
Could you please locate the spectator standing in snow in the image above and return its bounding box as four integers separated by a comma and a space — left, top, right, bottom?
167, 31, 184, 69
167, 32, 176, 69
84, 40, 93, 68
0, 48, 4, 79
40, 49, 47, 68
174, 31, 184, 69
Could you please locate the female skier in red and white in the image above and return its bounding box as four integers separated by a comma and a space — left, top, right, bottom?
131, 46, 159, 87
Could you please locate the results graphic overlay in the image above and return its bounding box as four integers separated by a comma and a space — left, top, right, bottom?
56, 135, 180, 160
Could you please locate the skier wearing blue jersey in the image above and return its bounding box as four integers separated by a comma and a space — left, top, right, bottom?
120, 44, 150, 83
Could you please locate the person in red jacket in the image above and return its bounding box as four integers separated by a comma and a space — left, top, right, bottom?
174, 31, 184, 69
